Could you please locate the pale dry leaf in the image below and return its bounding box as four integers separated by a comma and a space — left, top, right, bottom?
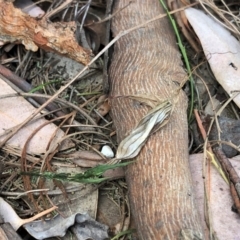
0, 78, 66, 154
48, 166, 99, 219
61, 150, 106, 167
24, 213, 109, 240
185, 8, 240, 108
190, 154, 240, 240
116, 101, 172, 160
0, 197, 23, 230
0, 197, 57, 232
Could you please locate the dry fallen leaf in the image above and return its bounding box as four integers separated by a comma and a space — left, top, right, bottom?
190, 153, 240, 240
0, 197, 57, 231
24, 213, 109, 240
75, 7, 106, 53
0, 78, 66, 155
185, 8, 240, 108
114, 100, 172, 162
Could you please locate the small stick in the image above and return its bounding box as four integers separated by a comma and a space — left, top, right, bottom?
195, 110, 240, 215
213, 147, 240, 198
21, 205, 58, 225
194, 109, 212, 151
85, 1, 132, 26
230, 182, 240, 214
43, 0, 73, 20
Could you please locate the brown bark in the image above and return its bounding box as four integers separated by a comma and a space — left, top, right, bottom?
0, 2, 91, 65
109, 1, 203, 239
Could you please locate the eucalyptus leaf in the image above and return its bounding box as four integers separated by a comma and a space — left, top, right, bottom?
185, 8, 240, 109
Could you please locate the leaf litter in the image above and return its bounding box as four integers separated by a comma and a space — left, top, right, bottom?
0, 1, 124, 239
1, 0, 240, 239
179, 1, 240, 239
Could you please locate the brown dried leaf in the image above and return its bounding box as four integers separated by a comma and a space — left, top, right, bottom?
76, 8, 106, 53
97, 101, 110, 117
24, 212, 109, 240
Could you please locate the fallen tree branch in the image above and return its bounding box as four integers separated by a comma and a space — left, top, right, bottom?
109, 0, 203, 239
0, 1, 91, 65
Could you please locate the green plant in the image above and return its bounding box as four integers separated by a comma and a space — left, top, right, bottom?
29, 79, 62, 93
22, 161, 133, 184
159, 0, 195, 121
111, 229, 135, 240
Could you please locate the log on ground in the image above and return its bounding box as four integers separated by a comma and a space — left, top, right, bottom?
109, 0, 203, 239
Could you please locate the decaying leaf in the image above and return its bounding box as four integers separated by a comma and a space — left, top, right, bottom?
24, 213, 109, 240
38, 166, 101, 240
115, 100, 172, 161
190, 154, 240, 240
96, 95, 110, 122
185, 8, 240, 108
0, 78, 67, 155
75, 8, 106, 53
0, 197, 57, 231
47, 166, 99, 217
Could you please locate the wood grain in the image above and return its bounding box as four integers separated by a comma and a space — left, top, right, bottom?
109, 0, 203, 239
0, 1, 91, 65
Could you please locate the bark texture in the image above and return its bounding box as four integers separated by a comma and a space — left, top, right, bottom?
0, 2, 91, 65
109, 1, 203, 239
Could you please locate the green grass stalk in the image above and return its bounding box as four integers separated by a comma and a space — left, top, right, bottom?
22, 161, 133, 184
29, 79, 62, 93
159, 0, 194, 121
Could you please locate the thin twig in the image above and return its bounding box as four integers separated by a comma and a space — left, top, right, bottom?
21, 205, 58, 225
85, 1, 132, 26
230, 182, 240, 213
43, 0, 73, 20
213, 147, 240, 198
0, 186, 83, 198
